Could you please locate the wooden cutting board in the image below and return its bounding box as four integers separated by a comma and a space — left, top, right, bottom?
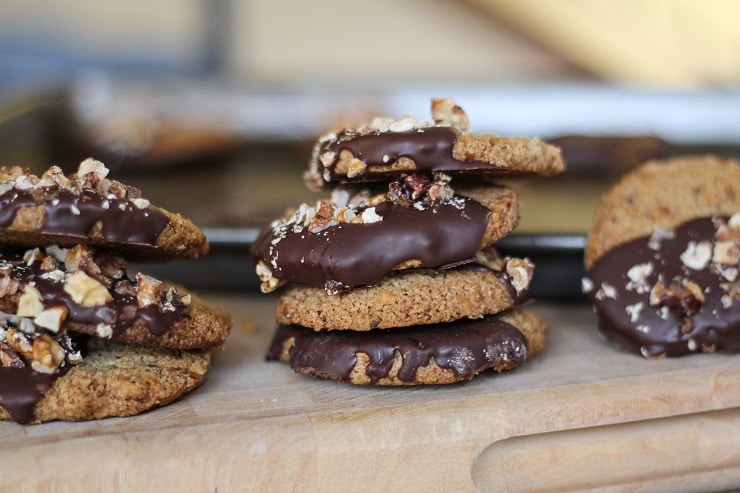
2, 294, 739, 492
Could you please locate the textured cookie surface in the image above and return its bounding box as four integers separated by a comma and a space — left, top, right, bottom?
252, 173, 519, 294
305, 98, 564, 189
276, 252, 534, 330
584, 155, 740, 268
0, 159, 208, 260
0, 244, 232, 349
0, 339, 211, 424
266, 309, 547, 385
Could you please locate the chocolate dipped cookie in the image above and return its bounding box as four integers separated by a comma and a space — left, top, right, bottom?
266, 309, 546, 385
0, 159, 208, 260
252, 173, 520, 294
304, 98, 564, 190
583, 156, 740, 357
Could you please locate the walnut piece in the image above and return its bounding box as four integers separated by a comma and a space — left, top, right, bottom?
64, 271, 114, 307
31, 334, 65, 373
431, 98, 470, 131
34, 306, 68, 333
17, 285, 44, 317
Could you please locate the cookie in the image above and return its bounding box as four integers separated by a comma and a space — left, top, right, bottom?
0, 244, 231, 350
0, 338, 211, 424
251, 173, 520, 294
304, 98, 564, 190
583, 156, 740, 358
0, 159, 208, 260
584, 155, 740, 269
266, 309, 547, 385
275, 250, 533, 330
0, 245, 231, 349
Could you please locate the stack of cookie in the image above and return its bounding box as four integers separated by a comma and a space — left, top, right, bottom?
0, 159, 231, 424
583, 155, 740, 358
253, 98, 564, 385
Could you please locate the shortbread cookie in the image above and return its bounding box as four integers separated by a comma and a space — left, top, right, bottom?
584, 155, 740, 268
583, 214, 739, 358
0, 244, 231, 349
304, 98, 564, 190
276, 250, 533, 330
0, 159, 208, 260
252, 173, 519, 294
0, 338, 211, 424
266, 309, 546, 385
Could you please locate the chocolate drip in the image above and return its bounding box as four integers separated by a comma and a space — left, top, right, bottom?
585, 216, 740, 357
320, 127, 496, 182
0, 366, 61, 424
252, 197, 491, 291
267, 317, 528, 384
0, 189, 168, 245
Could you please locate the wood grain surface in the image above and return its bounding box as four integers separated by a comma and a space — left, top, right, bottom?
1, 294, 739, 492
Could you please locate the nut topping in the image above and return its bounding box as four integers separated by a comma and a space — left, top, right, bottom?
17, 285, 44, 318
64, 271, 113, 307
30, 334, 65, 373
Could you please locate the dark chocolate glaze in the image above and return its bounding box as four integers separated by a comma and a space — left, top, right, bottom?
0, 366, 61, 424
0, 334, 79, 424
251, 197, 491, 292
0, 189, 168, 245
266, 316, 528, 384
585, 216, 739, 357
319, 127, 497, 182
3, 249, 187, 337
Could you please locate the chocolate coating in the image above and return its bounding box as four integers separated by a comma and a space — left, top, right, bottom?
584, 216, 739, 357
318, 127, 494, 183
0, 335, 78, 424
266, 316, 528, 384
0, 366, 60, 424
252, 197, 491, 292
0, 188, 169, 245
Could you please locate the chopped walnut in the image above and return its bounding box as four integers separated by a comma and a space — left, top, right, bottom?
505, 258, 535, 295
17, 285, 44, 318
307, 200, 336, 233
431, 98, 470, 131
6, 328, 33, 358
135, 273, 163, 307
64, 270, 114, 307
649, 278, 705, 317
31, 334, 65, 373
34, 306, 68, 333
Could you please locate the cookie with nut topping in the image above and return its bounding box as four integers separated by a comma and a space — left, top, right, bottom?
0, 159, 208, 260
266, 308, 547, 385
275, 248, 533, 331
304, 98, 564, 190
582, 156, 740, 357
0, 244, 231, 350
251, 173, 520, 294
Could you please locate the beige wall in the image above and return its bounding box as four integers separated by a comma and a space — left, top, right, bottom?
228, 0, 576, 85
0, 0, 577, 85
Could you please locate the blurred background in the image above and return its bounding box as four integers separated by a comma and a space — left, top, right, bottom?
0, 0, 738, 294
